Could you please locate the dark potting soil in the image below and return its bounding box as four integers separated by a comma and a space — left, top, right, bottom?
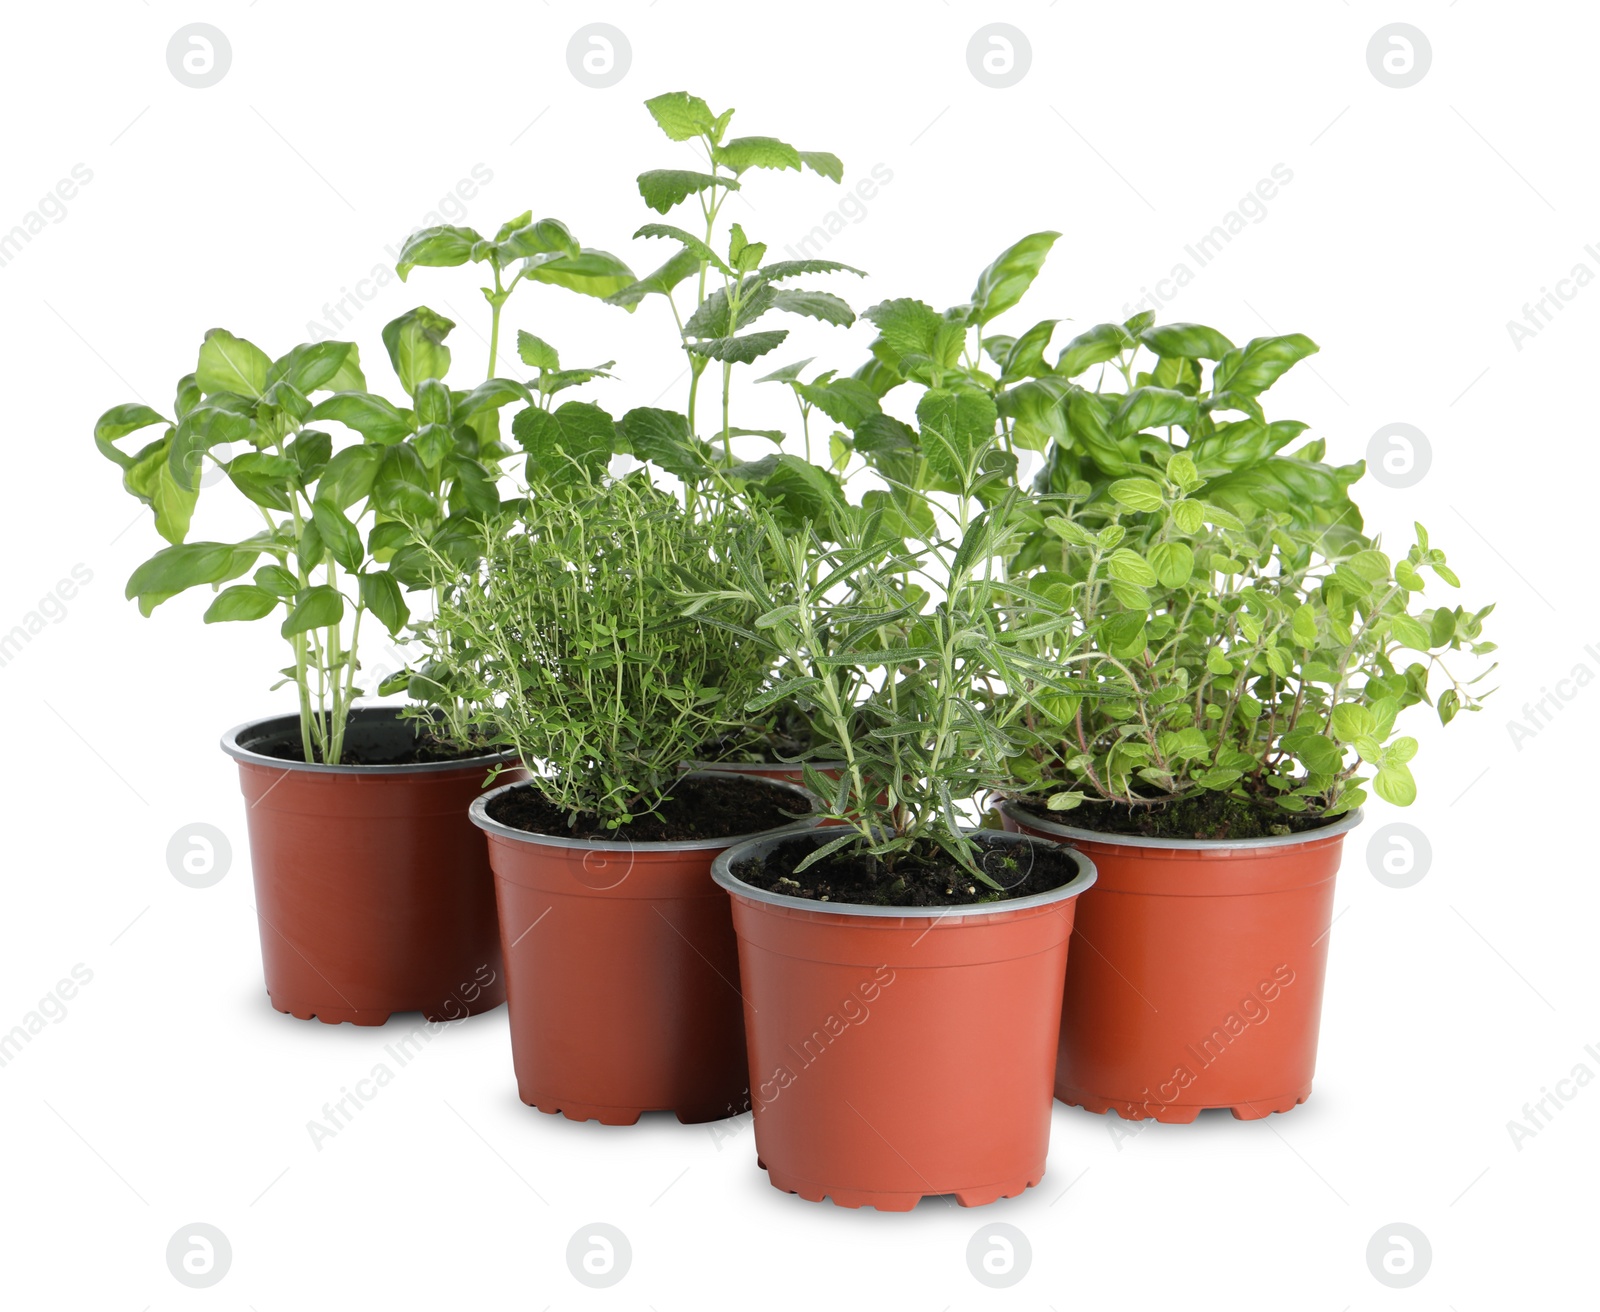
699, 725, 830, 766
733, 834, 1080, 908
1020, 790, 1344, 841
485, 773, 810, 842
255, 729, 503, 766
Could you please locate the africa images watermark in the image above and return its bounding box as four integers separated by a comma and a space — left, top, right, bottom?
0, 564, 94, 672
0, 964, 94, 1070
1505, 1039, 1600, 1150
304, 964, 498, 1150
1503, 644, 1600, 750
0, 164, 94, 272
705, 964, 896, 1149
304, 164, 495, 341
779, 163, 895, 261
1122, 164, 1294, 320
1505, 244, 1600, 351
1109, 964, 1296, 1141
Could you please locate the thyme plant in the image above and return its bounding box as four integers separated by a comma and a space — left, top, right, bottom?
419, 470, 773, 829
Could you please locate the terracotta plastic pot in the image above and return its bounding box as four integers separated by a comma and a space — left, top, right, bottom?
711, 828, 1097, 1210
997, 800, 1363, 1122
470, 774, 820, 1126
222, 708, 515, 1026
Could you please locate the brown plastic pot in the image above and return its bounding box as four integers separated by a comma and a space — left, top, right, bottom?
711, 828, 1097, 1210
998, 800, 1363, 1122
222, 708, 515, 1026
470, 774, 820, 1126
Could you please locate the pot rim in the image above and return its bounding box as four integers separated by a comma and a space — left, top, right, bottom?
710, 826, 1098, 919
221, 706, 519, 776
996, 797, 1365, 851
469, 772, 822, 852
684, 758, 851, 775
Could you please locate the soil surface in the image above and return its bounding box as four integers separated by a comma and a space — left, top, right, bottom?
733, 833, 1081, 908
485, 774, 810, 842
1019, 790, 1345, 841
256, 730, 501, 766
699, 725, 831, 766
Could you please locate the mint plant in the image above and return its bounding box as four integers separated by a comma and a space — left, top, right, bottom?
603, 91, 864, 523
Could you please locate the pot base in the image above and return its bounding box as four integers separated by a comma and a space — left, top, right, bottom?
518, 1091, 740, 1127
761, 1162, 1044, 1212
269, 983, 506, 1028
1058, 1082, 1312, 1123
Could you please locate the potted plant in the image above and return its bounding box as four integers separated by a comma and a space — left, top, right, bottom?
92, 212, 626, 1024
998, 388, 1495, 1119
695, 439, 1099, 1210
416, 468, 821, 1125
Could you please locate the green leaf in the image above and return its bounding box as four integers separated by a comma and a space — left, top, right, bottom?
1056, 323, 1135, 378
195, 328, 271, 399
1372, 762, 1417, 806
94, 403, 168, 468
513, 400, 615, 479
358, 570, 409, 635
1107, 548, 1158, 587
917, 387, 997, 485
760, 259, 867, 282
311, 502, 364, 571
1000, 319, 1059, 381
686, 330, 788, 364
618, 407, 712, 478
798, 150, 843, 182
254, 565, 299, 597
1148, 541, 1194, 588
151, 462, 198, 544
768, 288, 855, 327
967, 231, 1059, 326
1108, 478, 1164, 511
861, 298, 944, 359
281, 585, 345, 637
636, 169, 735, 214
307, 391, 415, 445
644, 91, 716, 141
632, 223, 732, 274
455, 377, 534, 420
394, 225, 483, 279
1114, 387, 1197, 436
1330, 702, 1376, 742
1171, 499, 1204, 533
1139, 322, 1236, 360
203, 585, 278, 623
1212, 334, 1319, 396
1292, 603, 1318, 646
124, 541, 259, 615
315, 445, 382, 509
1388, 613, 1434, 651
604, 248, 702, 308
225, 452, 297, 512
382, 307, 454, 395
712, 136, 801, 172
495, 216, 579, 261
516, 331, 559, 371
525, 248, 637, 301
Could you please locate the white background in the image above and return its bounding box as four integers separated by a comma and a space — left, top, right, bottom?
1, 1, 1592, 1306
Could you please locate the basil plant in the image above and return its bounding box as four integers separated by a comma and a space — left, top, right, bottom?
93, 213, 627, 764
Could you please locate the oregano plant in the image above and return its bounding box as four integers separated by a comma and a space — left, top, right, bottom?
1013, 466, 1495, 827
